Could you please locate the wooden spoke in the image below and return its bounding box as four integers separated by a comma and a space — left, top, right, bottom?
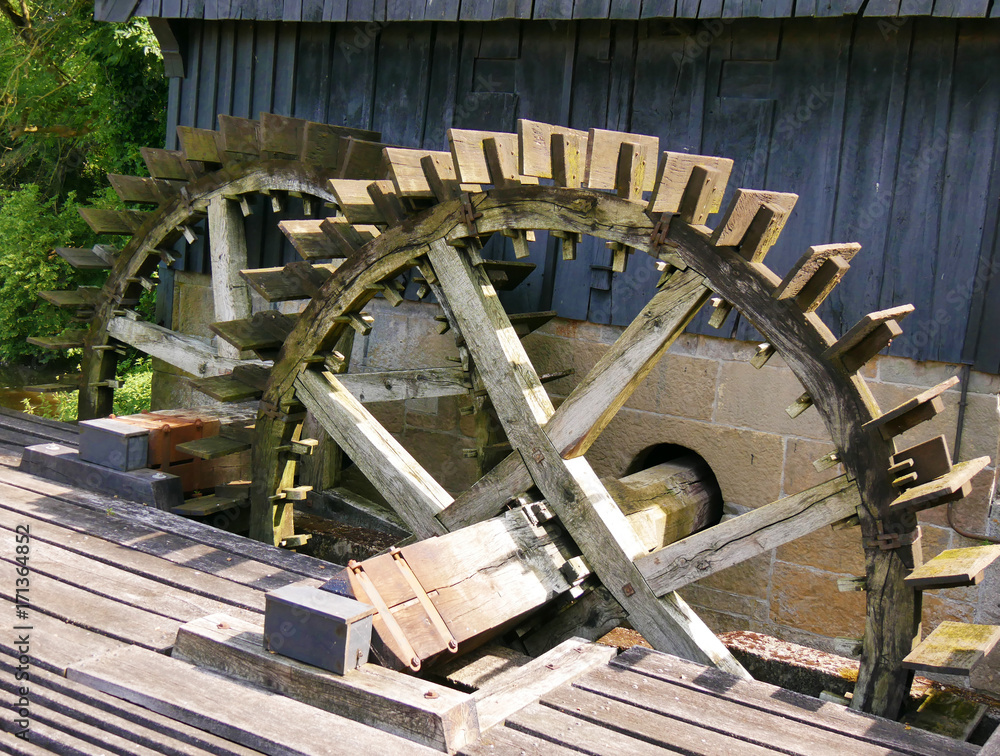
635, 476, 861, 597
437, 267, 711, 531
426, 238, 748, 678
295, 369, 450, 539
207, 197, 252, 359
106, 318, 245, 378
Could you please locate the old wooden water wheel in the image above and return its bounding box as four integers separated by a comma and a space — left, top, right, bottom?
32, 113, 994, 720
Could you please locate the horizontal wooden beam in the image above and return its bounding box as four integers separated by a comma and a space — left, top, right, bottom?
635, 476, 860, 597
107, 317, 243, 378
337, 367, 469, 404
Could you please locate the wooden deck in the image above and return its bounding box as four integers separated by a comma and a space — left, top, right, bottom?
0, 411, 986, 755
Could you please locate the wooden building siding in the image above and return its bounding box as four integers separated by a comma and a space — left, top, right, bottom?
96, 0, 1000, 21
156, 16, 1000, 371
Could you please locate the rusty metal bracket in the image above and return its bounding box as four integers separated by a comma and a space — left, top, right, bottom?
649, 213, 672, 251
390, 548, 459, 654
459, 192, 483, 238
347, 560, 422, 671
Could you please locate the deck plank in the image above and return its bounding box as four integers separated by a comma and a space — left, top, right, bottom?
611, 647, 977, 756
0, 478, 319, 593
0, 609, 126, 674
67, 646, 440, 755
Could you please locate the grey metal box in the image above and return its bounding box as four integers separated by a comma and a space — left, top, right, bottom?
264, 584, 375, 675
78, 418, 149, 471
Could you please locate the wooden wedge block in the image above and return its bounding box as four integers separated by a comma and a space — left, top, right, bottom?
241, 263, 341, 302
174, 436, 252, 460
177, 125, 225, 163
517, 119, 589, 180
750, 342, 775, 369
27, 330, 87, 350
707, 297, 733, 329
484, 135, 523, 188
774, 243, 861, 312
585, 128, 658, 192
889, 435, 953, 490
140, 147, 192, 180
170, 494, 242, 516
902, 621, 1000, 676
79, 208, 152, 235
217, 114, 260, 157
279, 219, 339, 260
864, 377, 959, 440
367, 180, 407, 225
449, 129, 518, 185
889, 457, 991, 514
612, 141, 644, 202
338, 137, 389, 180
328, 179, 388, 224
509, 311, 557, 338
188, 373, 263, 403
383, 148, 449, 198
551, 132, 587, 188
905, 545, 1000, 590
482, 260, 536, 291
301, 121, 380, 169
646, 152, 734, 219
320, 217, 379, 257
107, 174, 180, 205
55, 246, 115, 269
260, 112, 307, 159
785, 392, 813, 418
420, 152, 477, 201
710, 189, 798, 262
824, 305, 913, 373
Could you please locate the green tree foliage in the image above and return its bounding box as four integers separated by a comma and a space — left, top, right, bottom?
0, 1, 166, 366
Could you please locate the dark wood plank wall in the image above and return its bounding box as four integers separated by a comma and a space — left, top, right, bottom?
160, 17, 1000, 371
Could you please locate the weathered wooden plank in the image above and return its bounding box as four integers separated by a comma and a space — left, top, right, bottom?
0, 608, 126, 675
188, 373, 263, 402
240, 262, 341, 302
426, 239, 747, 678
0, 656, 261, 756
517, 120, 589, 180
437, 268, 710, 530
338, 136, 389, 180
295, 370, 451, 538
141, 147, 192, 180
774, 243, 860, 312
904, 545, 1000, 589
585, 128, 659, 192
474, 638, 616, 731
824, 305, 914, 372
208, 196, 253, 359
279, 218, 340, 260
572, 664, 917, 756
449, 129, 518, 184
55, 245, 115, 269
174, 435, 251, 459
646, 151, 734, 217
709, 189, 798, 262
78, 208, 152, 235
210, 310, 297, 352
635, 476, 860, 596
0, 465, 333, 583
328, 178, 387, 224
863, 377, 959, 440
26, 329, 87, 350
107, 317, 242, 378
177, 125, 225, 163
171, 495, 242, 517
889, 457, 991, 514
0, 528, 258, 626
901, 689, 986, 743
67, 647, 440, 755
108, 174, 181, 204
0, 557, 178, 652
613, 647, 977, 756
174, 613, 479, 752
903, 622, 1000, 676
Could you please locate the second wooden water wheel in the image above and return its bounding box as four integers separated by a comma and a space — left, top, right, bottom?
35, 114, 996, 720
